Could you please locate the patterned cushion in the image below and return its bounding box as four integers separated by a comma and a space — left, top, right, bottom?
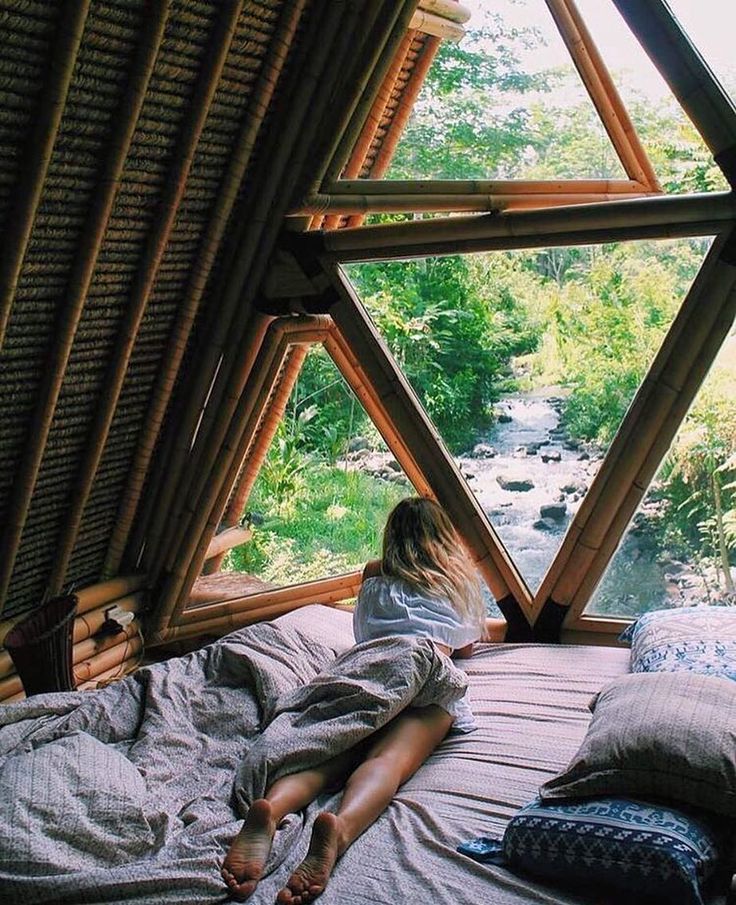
619, 606, 736, 680
539, 672, 736, 817
498, 797, 734, 905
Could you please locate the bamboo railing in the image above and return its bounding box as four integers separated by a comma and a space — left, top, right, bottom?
103, 0, 308, 577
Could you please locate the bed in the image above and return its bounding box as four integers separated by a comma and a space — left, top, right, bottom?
0, 604, 632, 905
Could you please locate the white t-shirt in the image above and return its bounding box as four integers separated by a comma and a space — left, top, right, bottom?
353, 575, 480, 732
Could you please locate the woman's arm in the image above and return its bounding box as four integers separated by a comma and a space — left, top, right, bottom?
452, 642, 474, 659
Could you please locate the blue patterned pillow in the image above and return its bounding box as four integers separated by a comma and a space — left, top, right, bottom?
619, 607, 736, 680
459, 797, 733, 905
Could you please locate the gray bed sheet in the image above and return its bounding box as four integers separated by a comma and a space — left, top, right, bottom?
0, 604, 630, 905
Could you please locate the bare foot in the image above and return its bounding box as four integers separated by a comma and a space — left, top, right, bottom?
222, 798, 276, 901
276, 812, 340, 904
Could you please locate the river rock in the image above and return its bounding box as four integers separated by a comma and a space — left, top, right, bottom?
541, 449, 561, 463
471, 442, 496, 459
496, 412, 512, 424
347, 436, 370, 452
577, 450, 590, 461
386, 458, 401, 472
540, 502, 567, 521
533, 517, 558, 532
560, 479, 587, 495
563, 438, 580, 450
497, 475, 534, 492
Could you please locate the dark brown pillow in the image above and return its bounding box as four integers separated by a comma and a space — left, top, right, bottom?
539, 671, 736, 817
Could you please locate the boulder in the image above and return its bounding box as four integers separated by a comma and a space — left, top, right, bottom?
540, 502, 567, 521
471, 442, 496, 459
497, 475, 534, 492
541, 449, 561, 463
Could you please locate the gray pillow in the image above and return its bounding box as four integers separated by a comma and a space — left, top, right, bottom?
539, 672, 736, 817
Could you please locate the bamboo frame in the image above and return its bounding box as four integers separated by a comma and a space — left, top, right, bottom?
545, 0, 660, 190
204, 527, 253, 562
318, 192, 736, 262
47, 1, 246, 596
532, 231, 736, 623
137, 1, 351, 575
326, 266, 531, 613
103, 0, 308, 577
612, 0, 736, 179
153, 318, 329, 632
72, 633, 142, 685
416, 0, 471, 25
0, 1, 168, 612
0, 0, 90, 352
175, 571, 363, 634
77, 655, 140, 691
205, 344, 309, 572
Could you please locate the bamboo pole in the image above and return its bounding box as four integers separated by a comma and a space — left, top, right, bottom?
0, 575, 146, 648
47, 2, 246, 596
72, 634, 142, 685
408, 9, 464, 41
164, 332, 328, 627
159, 318, 329, 578
536, 232, 736, 615
319, 191, 736, 262
205, 343, 309, 573
103, 0, 308, 578
323, 2, 421, 188
204, 527, 253, 562
137, 2, 350, 574
323, 178, 647, 195
0, 1, 168, 611
545, 0, 660, 189
319, 30, 415, 231
612, 0, 736, 182
77, 655, 140, 691
179, 570, 362, 627
326, 266, 531, 613
295, 190, 653, 217
0, 0, 90, 352
139, 313, 272, 577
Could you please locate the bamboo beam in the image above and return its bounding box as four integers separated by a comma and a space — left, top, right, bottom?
46, 2, 246, 596
0, 0, 90, 351
137, 2, 350, 572
326, 178, 647, 195
545, 0, 660, 190
535, 231, 736, 618
294, 190, 653, 217
418, 0, 471, 24
612, 0, 736, 184
0, 575, 146, 648
77, 655, 140, 691
326, 265, 531, 613
163, 332, 329, 628
174, 571, 363, 633
204, 527, 253, 562
319, 29, 415, 231
205, 343, 309, 573
317, 191, 736, 262
103, 0, 308, 578
0, 1, 168, 611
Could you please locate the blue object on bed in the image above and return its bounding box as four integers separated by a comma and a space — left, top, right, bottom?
459, 796, 734, 905
619, 606, 736, 680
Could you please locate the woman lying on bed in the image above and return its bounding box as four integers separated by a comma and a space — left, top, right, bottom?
222, 497, 492, 904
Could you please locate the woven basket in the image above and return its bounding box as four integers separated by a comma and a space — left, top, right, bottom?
4, 594, 78, 695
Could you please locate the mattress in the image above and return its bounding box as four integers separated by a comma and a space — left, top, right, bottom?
0, 603, 631, 905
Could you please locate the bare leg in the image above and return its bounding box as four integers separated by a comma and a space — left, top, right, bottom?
222, 748, 358, 901
277, 704, 453, 904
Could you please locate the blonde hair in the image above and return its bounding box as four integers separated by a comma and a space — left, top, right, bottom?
381, 497, 485, 627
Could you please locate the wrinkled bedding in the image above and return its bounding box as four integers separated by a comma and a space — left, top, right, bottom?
0, 605, 632, 905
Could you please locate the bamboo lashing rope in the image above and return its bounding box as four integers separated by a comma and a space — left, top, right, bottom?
46, 1, 246, 596
103, 0, 309, 578
0, 0, 90, 353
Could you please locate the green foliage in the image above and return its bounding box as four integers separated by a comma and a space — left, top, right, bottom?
226, 459, 405, 587
350, 255, 540, 450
